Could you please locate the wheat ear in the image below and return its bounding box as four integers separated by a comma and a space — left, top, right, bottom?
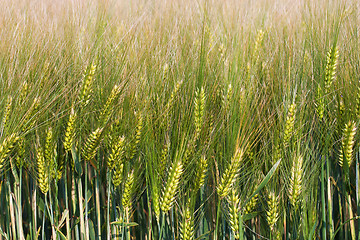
1, 96, 12, 129
160, 159, 183, 213
121, 170, 135, 211
108, 136, 125, 171
283, 103, 296, 147
82, 128, 103, 162
217, 148, 243, 198
288, 155, 303, 209
228, 189, 240, 239
339, 121, 356, 167
180, 198, 195, 240
78, 63, 96, 108
266, 190, 279, 231
37, 146, 49, 194
64, 107, 77, 152
99, 84, 121, 126
0, 133, 19, 172
193, 155, 208, 192
324, 45, 339, 92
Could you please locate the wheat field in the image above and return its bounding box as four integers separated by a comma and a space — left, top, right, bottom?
0, 0, 359, 239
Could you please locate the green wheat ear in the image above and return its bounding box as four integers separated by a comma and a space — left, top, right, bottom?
244, 193, 258, 215
64, 107, 77, 153
179, 197, 195, 240
99, 84, 121, 126
82, 128, 103, 163
315, 85, 324, 119
217, 148, 243, 198
1, 96, 12, 130
227, 189, 240, 239
0, 133, 19, 172
127, 112, 143, 161
112, 161, 124, 187
22, 97, 41, 133
283, 103, 296, 147
356, 86, 360, 120
152, 183, 161, 221
107, 136, 125, 171
324, 45, 339, 93
266, 190, 280, 232
194, 87, 206, 136
37, 146, 49, 195
45, 127, 57, 180
161, 159, 183, 213
78, 63, 96, 108
288, 155, 304, 209
121, 170, 135, 211
193, 155, 208, 192
339, 121, 356, 168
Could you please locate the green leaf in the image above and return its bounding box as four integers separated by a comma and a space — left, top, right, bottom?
243, 212, 259, 222
242, 159, 281, 208
89, 219, 96, 240
110, 221, 139, 227
56, 228, 68, 240
71, 145, 82, 175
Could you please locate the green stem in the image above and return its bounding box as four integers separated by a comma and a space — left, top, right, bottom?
327, 157, 334, 239
95, 168, 101, 240
6, 179, 16, 240
78, 177, 85, 240
65, 153, 71, 240
107, 172, 111, 240
159, 212, 165, 240
84, 162, 89, 240
357, 149, 360, 240
321, 155, 327, 240
214, 200, 221, 240
42, 194, 46, 240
